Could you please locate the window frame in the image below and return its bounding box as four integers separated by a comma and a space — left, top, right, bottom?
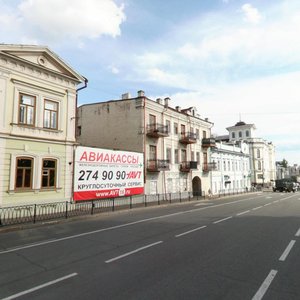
41, 158, 57, 189
44, 99, 59, 130
18, 93, 36, 126
15, 157, 33, 190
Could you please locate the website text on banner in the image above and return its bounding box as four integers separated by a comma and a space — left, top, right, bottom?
74, 147, 144, 201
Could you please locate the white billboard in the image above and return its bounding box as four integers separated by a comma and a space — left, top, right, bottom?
74, 146, 144, 201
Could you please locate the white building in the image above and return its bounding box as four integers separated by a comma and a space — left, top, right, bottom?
210, 141, 251, 195
225, 121, 276, 187
77, 91, 216, 197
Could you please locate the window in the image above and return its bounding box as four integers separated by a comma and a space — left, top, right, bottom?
246, 130, 250, 137
232, 132, 235, 139
42, 159, 57, 188
196, 152, 200, 164
202, 130, 207, 138
191, 151, 195, 161
166, 148, 172, 163
174, 149, 179, 164
181, 149, 187, 162
196, 129, 200, 139
223, 161, 226, 171
149, 114, 156, 125
19, 93, 35, 126
166, 120, 171, 133
44, 100, 58, 129
174, 123, 178, 135
15, 157, 33, 189
239, 131, 242, 138
149, 145, 157, 160
181, 124, 185, 134
258, 161, 262, 170
257, 149, 261, 158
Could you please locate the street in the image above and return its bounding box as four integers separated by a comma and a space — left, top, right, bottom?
1, 192, 300, 300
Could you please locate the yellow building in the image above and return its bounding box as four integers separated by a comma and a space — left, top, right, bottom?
0, 44, 86, 207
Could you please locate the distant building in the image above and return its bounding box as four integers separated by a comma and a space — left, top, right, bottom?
210, 141, 251, 195
0, 44, 86, 207
219, 121, 276, 187
77, 91, 215, 197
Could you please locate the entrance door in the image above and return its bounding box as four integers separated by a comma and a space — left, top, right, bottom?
192, 176, 202, 197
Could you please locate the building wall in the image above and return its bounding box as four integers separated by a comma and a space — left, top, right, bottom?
77, 93, 214, 196
0, 45, 83, 207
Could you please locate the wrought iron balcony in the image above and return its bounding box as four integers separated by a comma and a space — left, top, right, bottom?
147, 159, 170, 172
202, 162, 217, 172
202, 138, 216, 148
179, 132, 197, 144
180, 161, 198, 172
146, 123, 169, 138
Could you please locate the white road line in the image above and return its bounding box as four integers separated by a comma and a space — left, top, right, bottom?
236, 210, 250, 216
279, 240, 296, 261
105, 241, 163, 263
252, 269, 277, 300
213, 216, 233, 224
263, 203, 271, 207
1, 273, 78, 300
252, 206, 263, 211
175, 225, 207, 238
295, 228, 300, 237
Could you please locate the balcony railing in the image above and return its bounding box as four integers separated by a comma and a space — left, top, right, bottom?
202, 138, 216, 148
146, 123, 169, 138
179, 132, 197, 144
147, 159, 170, 172
202, 162, 217, 172
180, 161, 198, 172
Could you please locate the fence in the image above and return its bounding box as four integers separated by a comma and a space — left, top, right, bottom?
0, 188, 255, 227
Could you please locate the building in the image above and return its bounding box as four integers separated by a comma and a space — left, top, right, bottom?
0, 44, 86, 207
223, 121, 276, 187
210, 141, 251, 195
77, 91, 215, 197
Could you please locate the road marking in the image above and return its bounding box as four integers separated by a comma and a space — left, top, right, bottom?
213, 216, 233, 224
175, 225, 207, 237
263, 203, 271, 207
105, 241, 163, 263
252, 206, 263, 211
236, 210, 250, 216
252, 269, 277, 300
295, 228, 300, 237
279, 240, 296, 261
266, 196, 272, 199
1, 273, 78, 300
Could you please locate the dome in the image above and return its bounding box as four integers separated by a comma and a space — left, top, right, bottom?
235, 121, 246, 126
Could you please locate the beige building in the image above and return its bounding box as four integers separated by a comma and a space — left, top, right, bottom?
0, 44, 86, 207
77, 91, 215, 196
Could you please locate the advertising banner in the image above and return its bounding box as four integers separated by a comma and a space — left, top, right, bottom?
74, 146, 144, 201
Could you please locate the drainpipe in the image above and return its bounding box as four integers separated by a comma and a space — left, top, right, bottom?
71, 77, 88, 202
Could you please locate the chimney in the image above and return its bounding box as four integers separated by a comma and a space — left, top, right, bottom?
164, 97, 170, 108
156, 98, 163, 105
137, 90, 145, 97
176, 106, 181, 112
122, 93, 131, 99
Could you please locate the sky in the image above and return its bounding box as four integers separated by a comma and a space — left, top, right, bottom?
1, 0, 300, 165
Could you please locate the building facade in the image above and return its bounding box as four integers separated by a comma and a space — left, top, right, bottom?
226, 121, 276, 187
0, 44, 85, 207
77, 91, 215, 197
210, 141, 251, 195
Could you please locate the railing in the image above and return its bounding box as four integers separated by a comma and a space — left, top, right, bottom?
147, 159, 170, 172
179, 132, 197, 144
146, 123, 169, 137
0, 188, 257, 227
202, 138, 216, 148
180, 161, 198, 172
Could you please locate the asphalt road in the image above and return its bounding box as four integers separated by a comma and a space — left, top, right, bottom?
1, 191, 300, 300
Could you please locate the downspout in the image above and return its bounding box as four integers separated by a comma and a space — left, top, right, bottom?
71, 76, 88, 202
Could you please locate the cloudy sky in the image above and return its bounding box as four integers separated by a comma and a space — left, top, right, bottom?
1, 0, 300, 165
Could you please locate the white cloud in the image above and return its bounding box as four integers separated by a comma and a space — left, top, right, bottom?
0, 0, 126, 44
241, 3, 262, 24
108, 65, 120, 74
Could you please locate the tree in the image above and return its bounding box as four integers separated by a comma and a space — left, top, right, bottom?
279, 159, 288, 168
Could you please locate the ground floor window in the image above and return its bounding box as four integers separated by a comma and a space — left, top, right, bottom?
15, 157, 33, 189
42, 159, 57, 188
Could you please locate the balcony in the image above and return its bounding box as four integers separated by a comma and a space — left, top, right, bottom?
202, 162, 217, 172
202, 138, 216, 148
179, 132, 197, 144
147, 159, 170, 172
146, 123, 169, 138
180, 161, 198, 172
